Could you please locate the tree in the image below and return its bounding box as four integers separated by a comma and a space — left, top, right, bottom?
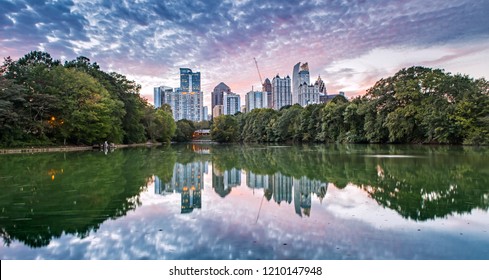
144, 106, 176, 143
211, 115, 238, 143
173, 119, 195, 142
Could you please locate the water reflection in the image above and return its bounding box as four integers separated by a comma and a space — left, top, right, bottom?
154, 161, 207, 213
1, 144, 488, 259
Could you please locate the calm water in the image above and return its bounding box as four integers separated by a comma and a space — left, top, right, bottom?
0, 144, 488, 260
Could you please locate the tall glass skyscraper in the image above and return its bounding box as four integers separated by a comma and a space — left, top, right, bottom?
154, 68, 203, 121
292, 62, 310, 105
180, 68, 201, 93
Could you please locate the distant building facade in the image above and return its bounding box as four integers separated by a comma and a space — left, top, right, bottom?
262, 78, 273, 109
319, 91, 347, 104
314, 75, 327, 94
223, 92, 240, 115
211, 82, 231, 117
292, 62, 310, 105
153, 86, 173, 108
202, 106, 209, 121
246, 90, 268, 112
272, 75, 291, 110
297, 82, 320, 106
213, 105, 224, 118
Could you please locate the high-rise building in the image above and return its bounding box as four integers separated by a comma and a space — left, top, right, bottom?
153, 86, 173, 108
202, 106, 209, 121
180, 68, 201, 93
314, 75, 327, 94
213, 105, 224, 118
298, 82, 319, 106
157, 68, 203, 121
223, 92, 240, 115
262, 78, 272, 109
246, 90, 268, 112
292, 62, 310, 105
272, 75, 291, 110
211, 82, 231, 117
163, 88, 203, 122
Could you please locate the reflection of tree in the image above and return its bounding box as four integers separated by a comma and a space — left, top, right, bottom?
201, 144, 489, 221
0, 147, 177, 248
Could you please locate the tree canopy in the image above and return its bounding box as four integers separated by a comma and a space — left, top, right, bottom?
1, 51, 176, 147
211, 66, 489, 145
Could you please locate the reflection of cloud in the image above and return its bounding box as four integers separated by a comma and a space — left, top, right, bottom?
1, 0, 488, 105
2, 182, 488, 260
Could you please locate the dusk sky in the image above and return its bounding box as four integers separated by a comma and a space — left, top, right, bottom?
1, 0, 488, 107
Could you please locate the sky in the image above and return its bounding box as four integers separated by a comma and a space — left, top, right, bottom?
1, 0, 489, 107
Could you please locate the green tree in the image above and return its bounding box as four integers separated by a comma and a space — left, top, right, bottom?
144, 105, 176, 143
173, 119, 196, 142
211, 115, 238, 143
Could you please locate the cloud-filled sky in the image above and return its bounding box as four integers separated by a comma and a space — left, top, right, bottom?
1, 0, 488, 107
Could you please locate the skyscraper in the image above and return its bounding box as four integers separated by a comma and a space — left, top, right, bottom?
246, 90, 268, 112
314, 75, 327, 94
272, 74, 291, 110
298, 82, 319, 106
292, 62, 310, 105
158, 68, 203, 121
262, 78, 272, 108
223, 92, 241, 115
180, 68, 201, 93
153, 86, 173, 108
211, 82, 231, 117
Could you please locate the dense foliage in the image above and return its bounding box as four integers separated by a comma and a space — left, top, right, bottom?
211, 66, 489, 145
0, 51, 176, 147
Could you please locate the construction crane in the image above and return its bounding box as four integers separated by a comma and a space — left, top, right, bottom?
253, 57, 264, 87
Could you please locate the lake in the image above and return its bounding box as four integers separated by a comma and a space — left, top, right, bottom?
1, 144, 488, 259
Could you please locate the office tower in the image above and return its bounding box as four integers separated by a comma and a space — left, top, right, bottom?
298, 82, 319, 106
211, 82, 231, 116
246, 90, 268, 112
292, 62, 310, 105
272, 74, 291, 110
213, 105, 224, 118
202, 106, 209, 121
223, 92, 241, 115
153, 86, 173, 108
314, 75, 327, 94
159, 68, 203, 121
262, 78, 272, 108
180, 68, 201, 93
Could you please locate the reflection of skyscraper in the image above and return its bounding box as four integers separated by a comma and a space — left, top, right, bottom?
154, 175, 162, 194
293, 176, 328, 217
212, 164, 241, 197
154, 161, 204, 214
246, 171, 270, 190
225, 168, 241, 188
271, 172, 293, 205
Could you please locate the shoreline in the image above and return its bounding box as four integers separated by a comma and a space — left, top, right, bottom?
0, 142, 163, 155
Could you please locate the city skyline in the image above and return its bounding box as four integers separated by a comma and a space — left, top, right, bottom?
1, 0, 488, 108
